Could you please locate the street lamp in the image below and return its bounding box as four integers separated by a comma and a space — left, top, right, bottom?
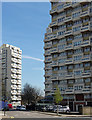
4, 77, 8, 116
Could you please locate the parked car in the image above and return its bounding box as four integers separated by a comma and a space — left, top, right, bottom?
20, 106, 26, 111
16, 105, 21, 110
41, 106, 47, 112
53, 105, 70, 113
47, 105, 54, 112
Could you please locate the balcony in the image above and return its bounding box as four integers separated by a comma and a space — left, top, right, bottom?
51, 48, 58, 54
16, 70, 21, 74
82, 88, 91, 93
80, 8, 89, 18
50, 21, 58, 27
65, 45, 73, 50
64, 3, 72, 9
45, 58, 52, 63
17, 75, 21, 79
51, 62, 58, 67
64, 16, 72, 23
44, 44, 52, 49
65, 59, 73, 65
11, 74, 17, 79
16, 80, 21, 85
65, 74, 74, 79
11, 80, 17, 84
11, 85, 17, 89
45, 87, 52, 92
51, 76, 58, 81
82, 72, 91, 78
65, 89, 73, 94
17, 65, 21, 69
81, 39, 91, 47
17, 60, 21, 64
50, 8, 57, 15
82, 56, 91, 62
81, 25, 90, 32
65, 30, 72, 36
50, 34, 58, 40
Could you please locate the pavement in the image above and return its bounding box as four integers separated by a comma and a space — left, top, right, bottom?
1, 110, 92, 119
36, 111, 92, 117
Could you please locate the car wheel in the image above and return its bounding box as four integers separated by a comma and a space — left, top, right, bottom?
66, 110, 70, 113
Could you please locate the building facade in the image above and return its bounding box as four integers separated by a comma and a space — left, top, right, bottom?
0, 44, 22, 107
44, 1, 92, 111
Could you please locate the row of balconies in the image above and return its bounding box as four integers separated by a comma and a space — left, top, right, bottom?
11, 80, 21, 85
11, 85, 21, 90
11, 69, 21, 74
45, 86, 91, 93
50, 4, 91, 15
11, 63, 21, 69
11, 74, 21, 79
51, 71, 91, 81
51, 55, 91, 66
12, 49, 22, 55
44, 25, 92, 42
44, 40, 92, 56
50, 10, 91, 28
11, 52, 21, 59
11, 96, 21, 101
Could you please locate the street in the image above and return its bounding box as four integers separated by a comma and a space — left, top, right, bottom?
1, 111, 92, 120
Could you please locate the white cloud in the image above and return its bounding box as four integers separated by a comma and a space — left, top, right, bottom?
22, 55, 44, 62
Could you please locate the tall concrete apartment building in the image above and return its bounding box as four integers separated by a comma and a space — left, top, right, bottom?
44, 1, 92, 111
0, 44, 22, 107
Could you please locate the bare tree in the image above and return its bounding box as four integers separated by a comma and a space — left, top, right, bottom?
22, 83, 44, 106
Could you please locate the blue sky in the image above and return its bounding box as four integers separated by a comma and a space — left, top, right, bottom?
2, 2, 51, 92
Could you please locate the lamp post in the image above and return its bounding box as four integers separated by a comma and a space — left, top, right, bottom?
4, 77, 8, 116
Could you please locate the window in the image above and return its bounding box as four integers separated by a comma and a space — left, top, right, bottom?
74, 55, 82, 61
85, 78, 90, 82
74, 41, 81, 46
57, 4, 64, 10
84, 63, 90, 67
59, 66, 67, 70
74, 20, 82, 25
74, 49, 82, 54
72, 12, 80, 18
74, 70, 83, 75
59, 38, 66, 43
74, 85, 83, 90
73, 26, 81, 32
53, 67, 58, 71
58, 31, 65, 36
58, 17, 65, 23
59, 52, 66, 56
74, 34, 82, 40
75, 79, 83, 83
84, 47, 90, 52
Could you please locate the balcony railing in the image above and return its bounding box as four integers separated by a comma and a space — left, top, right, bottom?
51, 48, 58, 53
65, 30, 72, 36
82, 56, 91, 62
50, 21, 58, 27
65, 45, 73, 50
64, 3, 72, 9
82, 72, 91, 78
51, 62, 58, 66
64, 16, 72, 23
65, 59, 73, 65
50, 8, 57, 14
51, 76, 58, 80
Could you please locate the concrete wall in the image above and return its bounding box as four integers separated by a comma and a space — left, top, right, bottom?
82, 107, 92, 115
